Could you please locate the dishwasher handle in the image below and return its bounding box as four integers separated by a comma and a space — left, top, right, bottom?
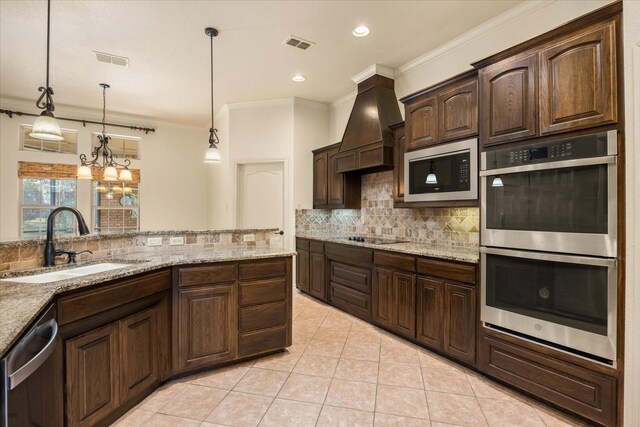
6, 318, 58, 390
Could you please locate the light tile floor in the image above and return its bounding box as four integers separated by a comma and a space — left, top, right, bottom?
113, 290, 587, 427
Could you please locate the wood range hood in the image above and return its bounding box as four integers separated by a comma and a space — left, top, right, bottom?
335, 69, 402, 174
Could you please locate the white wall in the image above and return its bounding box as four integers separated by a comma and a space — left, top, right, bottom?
623, 1, 640, 425
0, 98, 209, 240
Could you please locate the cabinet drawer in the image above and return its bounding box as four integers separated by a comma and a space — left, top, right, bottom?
480, 335, 616, 426
296, 238, 310, 251
239, 258, 287, 280
238, 325, 287, 357
374, 251, 415, 272
239, 277, 286, 306
330, 262, 371, 294
309, 241, 325, 253
178, 264, 237, 287
239, 301, 286, 332
325, 243, 373, 265
331, 283, 370, 321
58, 270, 171, 325
417, 258, 476, 285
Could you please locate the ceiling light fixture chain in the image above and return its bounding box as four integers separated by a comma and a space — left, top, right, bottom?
35, 0, 55, 112
204, 26, 221, 163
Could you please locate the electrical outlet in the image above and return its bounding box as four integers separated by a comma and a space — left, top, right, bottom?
147, 237, 163, 246
170, 236, 185, 246
242, 234, 255, 242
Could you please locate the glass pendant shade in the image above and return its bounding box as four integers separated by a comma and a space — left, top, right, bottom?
425, 173, 438, 184
204, 145, 221, 163
103, 165, 118, 181
30, 111, 63, 141
492, 176, 504, 187
118, 168, 133, 181
77, 165, 93, 180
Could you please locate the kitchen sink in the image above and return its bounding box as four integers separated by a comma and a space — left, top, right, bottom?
0, 262, 132, 284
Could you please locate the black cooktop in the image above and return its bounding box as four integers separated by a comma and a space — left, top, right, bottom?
341, 236, 407, 245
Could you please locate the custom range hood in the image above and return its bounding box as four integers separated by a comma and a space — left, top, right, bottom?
335, 65, 402, 173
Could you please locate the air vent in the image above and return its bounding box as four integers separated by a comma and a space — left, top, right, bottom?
93, 51, 129, 67
283, 35, 315, 51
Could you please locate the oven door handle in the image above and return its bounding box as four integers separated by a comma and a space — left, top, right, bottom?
480, 247, 617, 267
479, 155, 616, 177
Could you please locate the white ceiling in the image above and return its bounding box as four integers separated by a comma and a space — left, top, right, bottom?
0, 0, 522, 127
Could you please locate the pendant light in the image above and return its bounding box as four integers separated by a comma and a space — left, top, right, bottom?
425, 161, 438, 184
29, 0, 63, 141
77, 84, 133, 181
204, 27, 221, 163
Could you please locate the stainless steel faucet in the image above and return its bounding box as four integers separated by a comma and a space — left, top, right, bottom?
43, 207, 90, 267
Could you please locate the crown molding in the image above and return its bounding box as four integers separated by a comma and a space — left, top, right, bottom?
395, 0, 554, 77
351, 64, 395, 84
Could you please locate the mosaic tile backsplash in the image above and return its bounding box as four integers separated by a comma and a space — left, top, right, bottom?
296, 171, 479, 248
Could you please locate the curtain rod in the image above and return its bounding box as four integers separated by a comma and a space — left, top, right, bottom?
0, 108, 156, 134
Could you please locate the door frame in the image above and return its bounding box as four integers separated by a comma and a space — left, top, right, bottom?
233, 158, 290, 247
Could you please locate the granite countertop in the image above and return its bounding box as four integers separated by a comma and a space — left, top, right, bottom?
0, 245, 295, 358
295, 233, 479, 264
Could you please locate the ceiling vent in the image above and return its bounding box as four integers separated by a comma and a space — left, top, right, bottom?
93, 51, 129, 67
283, 35, 315, 51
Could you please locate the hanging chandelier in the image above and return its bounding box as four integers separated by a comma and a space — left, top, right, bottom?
76, 84, 132, 181
29, 0, 63, 141
204, 26, 221, 163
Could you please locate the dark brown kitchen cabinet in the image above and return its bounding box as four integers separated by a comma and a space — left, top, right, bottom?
119, 307, 160, 402
66, 323, 120, 427
400, 70, 478, 152
177, 284, 237, 371
372, 268, 394, 329
438, 79, 478, 143
405, 95, 438, 151
309, 252, 326, 300
330, 261, 372, 321
296, 248, 310, 293
391, 123, 406, 205
417, 277, 444, 349
296, 238, 327, 302
479, 53, 538, 147
313, 143, 360, 209
539, 19, 617, 135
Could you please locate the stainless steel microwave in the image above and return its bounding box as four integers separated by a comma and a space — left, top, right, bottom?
404, 138, 478, 202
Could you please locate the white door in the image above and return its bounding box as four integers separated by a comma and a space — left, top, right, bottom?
237, 162, 285, 244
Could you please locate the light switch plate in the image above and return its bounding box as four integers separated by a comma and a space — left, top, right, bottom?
170, 236, 185, 246
242, 234, 255, 242
147, 237, 163, 246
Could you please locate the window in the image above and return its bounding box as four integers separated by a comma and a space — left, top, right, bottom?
21, 178, 77, 239
21, 125, 78, 154
92, 181, 139, 234
92, 133, 140, 159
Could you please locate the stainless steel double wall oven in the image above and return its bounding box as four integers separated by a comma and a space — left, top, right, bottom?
479, 130, 618, 362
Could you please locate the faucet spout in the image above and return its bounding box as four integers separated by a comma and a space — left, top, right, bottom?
44, 207, 90, 267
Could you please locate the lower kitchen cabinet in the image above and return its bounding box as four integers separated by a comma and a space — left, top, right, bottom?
309, 252, 326, 300
177, 284, 237, 371
66, 323, 120, 427
296, 238, 326, 301
416, 277, 444, 349
296, 248, 310, 292
373, 267, 416, 339
330, 260, 372, 321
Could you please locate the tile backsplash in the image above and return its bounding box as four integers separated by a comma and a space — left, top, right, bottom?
296, 171, 479, 248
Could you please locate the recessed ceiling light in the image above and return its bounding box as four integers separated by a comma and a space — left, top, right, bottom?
292, 74, 306, 83
352, 26, 370, 37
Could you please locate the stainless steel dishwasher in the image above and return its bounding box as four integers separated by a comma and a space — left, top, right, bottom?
1, 304, 63, 427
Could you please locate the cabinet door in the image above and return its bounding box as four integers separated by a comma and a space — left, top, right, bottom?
372, 268, 394, 329
443, 283, 476, 364
393, 272, 416, 339
438, 79, 478, 142
416, 277, 444, 350
296, 249, 310, 292
120, 307, 160, 403
392, 126, 405, 203
309, 252, 326, 300
405, 95, 438, 150
66, 323, 120, 427
480, 54, 538, 147
539, 20, 617, 135
313, 151, 329, 207
327, 146, 345, 206
178, 284, 237, 371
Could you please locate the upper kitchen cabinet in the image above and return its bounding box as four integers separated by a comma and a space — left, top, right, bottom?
479, 54, 538, 147
474, 5, 620, 148
539, 20, 617, 135
401, 70, 478, 151
313, 143, 361, 209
